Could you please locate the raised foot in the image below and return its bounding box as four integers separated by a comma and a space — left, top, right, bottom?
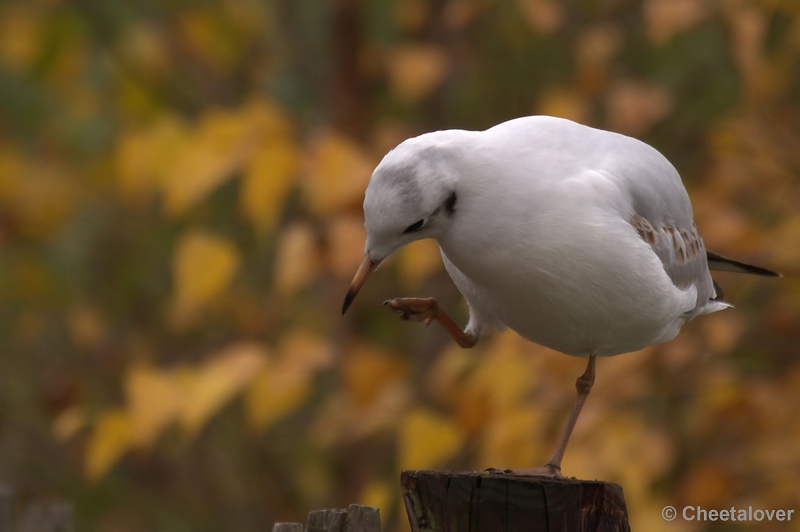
485, 464, 563, 479
383, 297, 439, 326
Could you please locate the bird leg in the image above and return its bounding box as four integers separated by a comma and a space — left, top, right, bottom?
383, 297, 478, 349
487, 352, 597, 478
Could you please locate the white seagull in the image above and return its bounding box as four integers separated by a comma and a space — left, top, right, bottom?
342, 116, 778, 478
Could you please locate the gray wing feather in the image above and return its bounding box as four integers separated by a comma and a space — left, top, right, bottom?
629, 213, 714, 308
598, 135, 717, 313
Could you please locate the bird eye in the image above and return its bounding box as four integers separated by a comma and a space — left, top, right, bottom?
404, 219, 425, 234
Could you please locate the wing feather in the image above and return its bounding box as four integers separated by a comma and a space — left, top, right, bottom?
629, 213, 715, 307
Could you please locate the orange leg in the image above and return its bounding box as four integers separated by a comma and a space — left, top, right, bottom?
487, 352, 597, 478
383, 297, 478, 349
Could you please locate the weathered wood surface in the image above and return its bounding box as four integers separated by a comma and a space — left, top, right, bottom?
401, 470, 630, 532
0, 484, 74, 532
272, 524, 305, 532
343, 504, 381, 532
16, 502, 74, 532
274, 504, 380, 532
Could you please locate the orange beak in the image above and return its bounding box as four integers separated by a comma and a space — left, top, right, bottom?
342, 254, 381, 315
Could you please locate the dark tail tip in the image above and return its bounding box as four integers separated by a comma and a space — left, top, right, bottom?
706, 251, 781, 278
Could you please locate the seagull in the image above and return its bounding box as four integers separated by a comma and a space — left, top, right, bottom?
341, 116, 778, 478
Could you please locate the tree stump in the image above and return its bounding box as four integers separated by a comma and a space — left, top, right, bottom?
401, 470, 630, 532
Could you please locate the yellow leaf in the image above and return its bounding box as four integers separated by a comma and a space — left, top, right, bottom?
0, 160, 77, 240
125, 366, 185, 448
398, 408, 464, 470
246, 330, 333, 430
425, 345, 475, 400
116, 115, 188, 199
693, 204, 750, 251
678, 460, 737, 508
700, 369, 743, 412
394, 0, 429, 31
472, 332, 539, 412
425, 345, 488, 432
478, 406, 544, 469
241, 97, 295, 139
178, 9, 238, 70
119, 98, 291, 209
359, 480, 392, 529
772, 215, 800, 267
68, 304, 107, 349
179, 343, 267, 437
644, 0, 708, 45
314, 385, 411, 445
272, 223, 322, 296
606, 80, 672, 136
344, 344, 408, 407
567, 415, 674, 493
85, 410, 132, 482
117, 74, 159, 117
536, 88, 591, 124
245, 362, 309, 431
171, 229, 240, 323
116, 129, 155, 196
279, 330, 334, 374
328, 214, 367, 280
13, 310, 46, 348
52, 406, 87, 442
0, 148, 23, 201
241, 139, 299, 234
160, 108, 259, 216
0, 6, 41, 70
444, 1, 483, 31
517, 0, 565, 34
386, 44, 447, 102
372, 121, 415, 156
575, 24, 622, 72
119, 24, 169, 78
701, 312, 744, 353
397, 238, 442, 287
728, 7, 767, 95
245, 330, 332, 430
304, 132, 373, 217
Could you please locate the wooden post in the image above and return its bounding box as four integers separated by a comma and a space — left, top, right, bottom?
274, 504, 381, 532
273, 524, 304, 532
343, 504, 380, 531
307, 509, 348, 532
401, 470, 630, 532
16, 501, 74, 532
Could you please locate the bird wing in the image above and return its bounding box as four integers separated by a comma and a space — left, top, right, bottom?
628, 213, 711, 293
627, 216, 780, 310
592, 137, 717, 313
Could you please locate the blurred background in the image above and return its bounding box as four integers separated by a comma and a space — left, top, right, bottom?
0, 0, 798, 530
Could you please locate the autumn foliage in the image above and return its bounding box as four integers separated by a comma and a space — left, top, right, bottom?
0, 0, 798, 531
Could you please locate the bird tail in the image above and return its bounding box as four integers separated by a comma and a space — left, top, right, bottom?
706, 251, 781, 278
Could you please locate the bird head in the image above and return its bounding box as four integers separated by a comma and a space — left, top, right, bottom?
342, 134, 460, 314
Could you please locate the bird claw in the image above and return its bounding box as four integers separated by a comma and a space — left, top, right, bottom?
485, 465, 563, 479
383, 297, 439, 325
485, 468, 514, 474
